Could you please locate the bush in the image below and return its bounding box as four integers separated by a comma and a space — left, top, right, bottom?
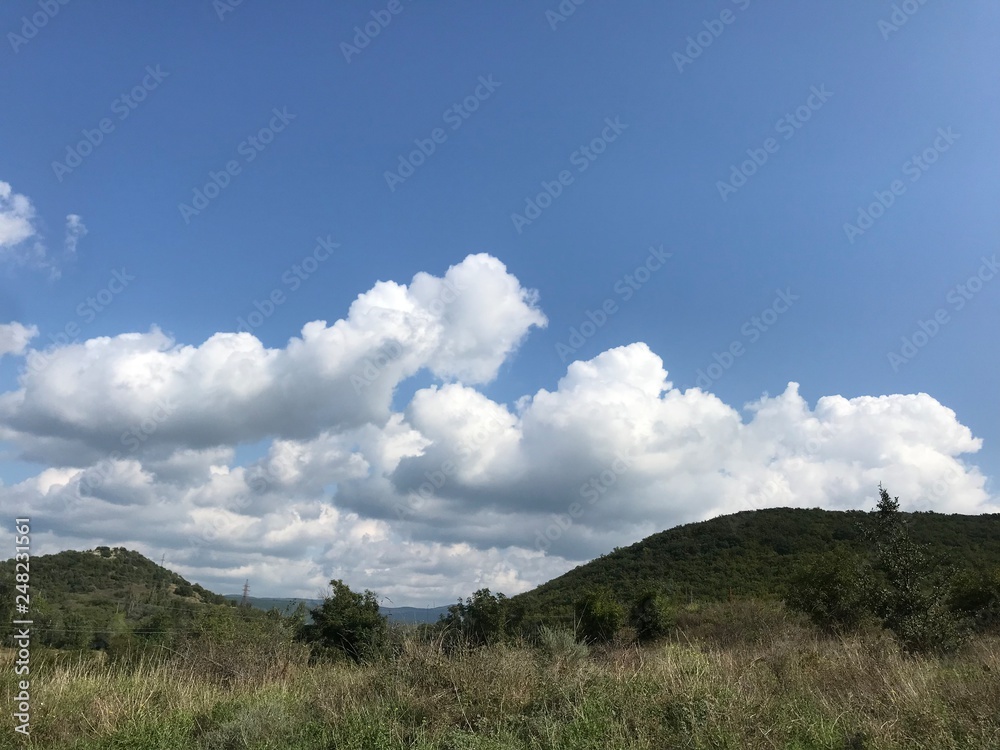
628, 590, 675, 642
892, 601, 968, 655
57, 611, 94, 650
441, 588, 517, 647
537, 625, 589, 664
948, 567, 1000, 632
576, 587, 624, 644
183, 605, 306, 685
299, 579, 388, 663
785, 550, 868, 633
174, 582, 195, 598
676, 599, 808, 649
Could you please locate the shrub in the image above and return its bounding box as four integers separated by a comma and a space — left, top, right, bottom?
576, 587, 624, 644
183, 604, 306, 684
299, 579, 388, 663
948, 567, 1000, 632
441, 588, 516, 647
892, 600, 968, 655
58, 611, 94, 650
628, 590, 675, 642
537, 625, 589, 664
174, 582, 195, 598
785, 550, 868, 633
676, 599, 808, 649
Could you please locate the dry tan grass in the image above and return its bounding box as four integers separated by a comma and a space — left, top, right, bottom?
1, 615, 998, 748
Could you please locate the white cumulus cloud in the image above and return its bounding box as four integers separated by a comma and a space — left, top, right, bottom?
0, 256, 994, 605
0, 253, 545, 465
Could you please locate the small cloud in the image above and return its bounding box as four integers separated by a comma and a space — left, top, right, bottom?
64, 214, 86, 257
0, 322, 38, 358
0, 179, 82, 278
0, 181, 39, 254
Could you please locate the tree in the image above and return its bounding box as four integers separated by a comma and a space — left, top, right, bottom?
299, 579, 388, 662
58, 611, 94, 650
286, 601, 310, 631
862, 484, 966, 653
96, 611, 138, 663
174, 582, 195, 598
442, 588, 513, 647
576, 587, 624, 644
787, 485, 970, 653
135, 609, 179, 646
628, 590, 675, 642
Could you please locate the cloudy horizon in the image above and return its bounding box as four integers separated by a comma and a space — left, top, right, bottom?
2, 2, 998, 605
1, 252, 995, 604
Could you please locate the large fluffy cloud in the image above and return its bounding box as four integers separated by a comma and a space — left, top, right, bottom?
0, 253, 545, 465
342, 343, 992, 562
0, 255, 995, 605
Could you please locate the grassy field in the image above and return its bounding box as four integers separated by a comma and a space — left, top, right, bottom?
1, 601, 998, 750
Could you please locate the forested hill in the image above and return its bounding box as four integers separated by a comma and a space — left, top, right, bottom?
7, 508, 1000, 643
0, 546, 235, 648
512, 507, 1000, 616
0, 546, 229, 609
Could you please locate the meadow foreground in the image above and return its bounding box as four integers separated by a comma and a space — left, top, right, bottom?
2, 601, 998, 750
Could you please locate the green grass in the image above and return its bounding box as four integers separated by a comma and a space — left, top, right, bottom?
1, 601, 998, 749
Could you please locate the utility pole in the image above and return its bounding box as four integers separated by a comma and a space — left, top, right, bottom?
240, 580, 251, 608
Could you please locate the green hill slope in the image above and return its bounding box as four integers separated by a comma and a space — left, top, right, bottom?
2, 545, 230, 607
512, 507, 1000, 618
0, 546, 236, 648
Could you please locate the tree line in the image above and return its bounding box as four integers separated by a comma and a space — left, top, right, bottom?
300, 486, 999, 660
3, 487, 998, 662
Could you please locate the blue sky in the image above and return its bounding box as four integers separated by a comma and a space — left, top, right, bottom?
1, 1, 997, 602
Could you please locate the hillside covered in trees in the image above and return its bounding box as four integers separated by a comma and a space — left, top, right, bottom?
4, 506, 999, 651
4, 500, 1000, 747
512, 507, 1000, 620
0, 546, 240, 649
